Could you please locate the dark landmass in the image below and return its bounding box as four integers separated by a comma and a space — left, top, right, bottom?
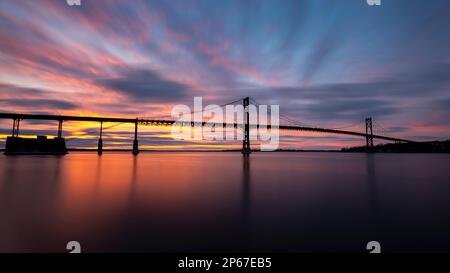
4, 136, 67, 155
342, 141, 450, 153
66, 148, 343, 153
2, 142, 449, 153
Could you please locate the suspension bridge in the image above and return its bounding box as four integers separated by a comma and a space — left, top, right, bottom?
0, 97, 417, 155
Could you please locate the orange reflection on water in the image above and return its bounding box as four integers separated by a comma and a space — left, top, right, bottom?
2, 152, 450, 252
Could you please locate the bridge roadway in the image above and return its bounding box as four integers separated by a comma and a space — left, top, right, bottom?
0, 112, 415, 143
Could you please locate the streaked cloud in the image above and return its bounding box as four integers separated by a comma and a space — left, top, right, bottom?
95, 67, 192, 103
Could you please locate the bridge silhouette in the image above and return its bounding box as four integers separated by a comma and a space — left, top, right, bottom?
0, 97, 416, 155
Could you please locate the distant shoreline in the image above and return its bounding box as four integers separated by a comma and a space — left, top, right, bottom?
2, 140, 449, 154
342, 140, 450, 153
66, 148, 343, 153
1, 148, 341, 153
1, 148, 449, 154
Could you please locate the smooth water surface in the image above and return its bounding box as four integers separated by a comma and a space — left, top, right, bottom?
1, 152, 450, 252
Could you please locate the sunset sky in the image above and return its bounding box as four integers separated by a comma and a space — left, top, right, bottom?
1, 0, 450, 150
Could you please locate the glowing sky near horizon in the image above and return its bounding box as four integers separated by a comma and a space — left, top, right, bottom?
0, 0, 450, 150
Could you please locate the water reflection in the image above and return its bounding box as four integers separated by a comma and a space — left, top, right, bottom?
94, 155, 102, 195
127, 155, 138, 214
365, 154, 379, 236
241, 155, 251, 228
0, 155, 64, 251
1, 152, 450, 252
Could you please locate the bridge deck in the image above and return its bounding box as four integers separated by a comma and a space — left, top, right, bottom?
0, 112, 415, 143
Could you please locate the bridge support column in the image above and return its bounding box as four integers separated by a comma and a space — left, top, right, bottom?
98, 121, 103, 155
57, 120, 63, 138
11, 119, 16, 137
11, 118, 20, 137
366, 117, 374, 152
242, 97, 251, 156
132, 120, 139, 155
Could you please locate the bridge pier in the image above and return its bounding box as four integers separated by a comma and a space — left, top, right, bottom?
242, 97, 251, 156
365, 117, 374, 152
132, 120, 139, 155
98, 121, 103, 155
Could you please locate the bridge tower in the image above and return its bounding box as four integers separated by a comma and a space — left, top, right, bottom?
242, 97, 251, 155
365, 117, 374, 151
132, 120, 139, 155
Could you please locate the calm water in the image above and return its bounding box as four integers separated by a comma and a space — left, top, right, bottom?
1, 152, 450, 253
